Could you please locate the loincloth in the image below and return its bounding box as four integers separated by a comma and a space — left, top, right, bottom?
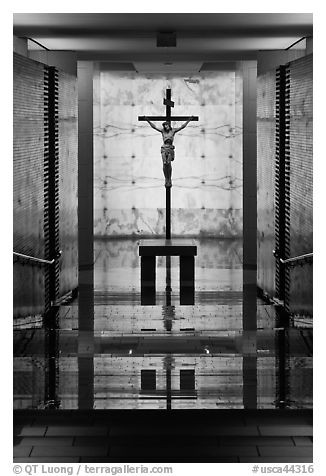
161, 144, 175, 163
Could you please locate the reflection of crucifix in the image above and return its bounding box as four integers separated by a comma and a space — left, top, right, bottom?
138, 88, 198, 239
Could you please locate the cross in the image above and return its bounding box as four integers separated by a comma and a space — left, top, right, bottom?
138, 88, 199, 239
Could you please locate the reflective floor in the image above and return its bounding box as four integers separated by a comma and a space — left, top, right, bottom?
13, 238, 312, 410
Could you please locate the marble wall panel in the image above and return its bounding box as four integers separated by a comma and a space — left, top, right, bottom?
58, 70, 78, 298
94, 71, 243, 237
257, 71, 276, 298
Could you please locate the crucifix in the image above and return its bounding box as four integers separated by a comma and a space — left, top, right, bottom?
138, 88, 198, 239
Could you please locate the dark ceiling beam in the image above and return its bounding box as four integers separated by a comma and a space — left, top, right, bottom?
13, 26, 313, 38
75, 51, 259, 62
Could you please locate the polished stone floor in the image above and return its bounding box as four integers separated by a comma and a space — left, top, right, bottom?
13, 238, 312, 411
13, 409, 313, 463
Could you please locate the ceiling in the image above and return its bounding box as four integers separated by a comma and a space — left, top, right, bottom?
13, 13, 313, 62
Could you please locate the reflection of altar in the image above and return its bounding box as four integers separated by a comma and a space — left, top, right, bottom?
139, 239, 197, 305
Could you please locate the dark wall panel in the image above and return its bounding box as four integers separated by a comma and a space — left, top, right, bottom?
58, 71, 78, 298
288, 54, 313, 315
257, 71, 276, 297
13, 53, 46, 317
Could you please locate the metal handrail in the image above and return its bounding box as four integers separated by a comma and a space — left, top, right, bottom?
280, 252, 313, 264
273, 250, 313, 265
13, 251, 61, 265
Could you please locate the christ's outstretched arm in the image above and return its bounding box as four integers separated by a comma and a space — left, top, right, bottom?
144, 116, 162, 132
173, 116, 194, 133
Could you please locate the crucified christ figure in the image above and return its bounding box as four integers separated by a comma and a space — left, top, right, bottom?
144, 116, 194, 187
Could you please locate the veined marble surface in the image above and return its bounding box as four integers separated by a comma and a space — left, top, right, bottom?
94, 71, 243, 237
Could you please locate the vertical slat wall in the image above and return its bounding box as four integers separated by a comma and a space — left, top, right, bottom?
14, 53, 78, 318
46, 67, 60, 308
283, 65, 291, 310
58, 71, 78, 298
288, 55, 313, 315
257, 71, 276, 297
257, 54, 312, 316
275, 66, 291, 305
13, 53, 46, 317
44, 67, 50, 313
